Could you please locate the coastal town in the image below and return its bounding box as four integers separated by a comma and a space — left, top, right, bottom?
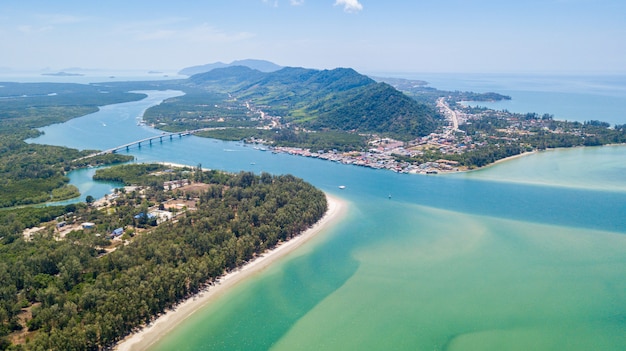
244, 97, 561, 174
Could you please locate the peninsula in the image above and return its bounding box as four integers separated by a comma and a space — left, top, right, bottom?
1, 163, 330, 350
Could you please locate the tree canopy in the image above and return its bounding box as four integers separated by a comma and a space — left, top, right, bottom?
0, 165, 327, 350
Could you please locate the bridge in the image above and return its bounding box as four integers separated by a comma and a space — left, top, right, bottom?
74, 129, 211, 161
104, 131, 192, 154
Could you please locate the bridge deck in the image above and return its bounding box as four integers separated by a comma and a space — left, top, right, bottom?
73, 130, 203, 162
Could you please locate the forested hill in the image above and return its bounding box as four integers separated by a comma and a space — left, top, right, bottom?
306, 82, 439, 139
188, 66, 374, 97
186, 66, 442, 139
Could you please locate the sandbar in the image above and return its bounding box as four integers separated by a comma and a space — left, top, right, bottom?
115, 193, 346, 351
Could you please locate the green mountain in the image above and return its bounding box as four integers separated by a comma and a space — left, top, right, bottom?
187, 66, 442, 139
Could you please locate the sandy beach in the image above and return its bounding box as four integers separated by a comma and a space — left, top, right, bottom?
157, 162, 199, 170
450, 150, 538, 175
490, 150, 537, 166
115, 193, 346, 351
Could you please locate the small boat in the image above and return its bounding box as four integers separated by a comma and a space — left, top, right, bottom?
338, 185, 346, 189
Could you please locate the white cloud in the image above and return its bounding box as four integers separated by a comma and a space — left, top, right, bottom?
334, 0, 363, 13
262, 0, 279, 7
262, 0, 304, 6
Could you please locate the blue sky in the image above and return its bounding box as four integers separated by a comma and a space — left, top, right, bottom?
1, 0, 625, 74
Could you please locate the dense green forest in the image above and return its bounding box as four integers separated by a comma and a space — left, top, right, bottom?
0, 141, 131, 208
0, 164, 327, 350
304, 82, 439, 140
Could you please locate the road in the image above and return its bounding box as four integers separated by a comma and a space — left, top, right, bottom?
437, 97, 459, 136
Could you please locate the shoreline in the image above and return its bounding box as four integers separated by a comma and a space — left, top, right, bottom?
489, 150, 537, 166
156, 161, 197, 170
115, 193, 347, 351
454, 150, 537, 174
461, 143, 626, 174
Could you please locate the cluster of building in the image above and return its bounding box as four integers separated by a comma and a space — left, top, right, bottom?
244, 96, 477, 173
246, 98, 567, 174
25, 181, 202, 243
270, 136, 463, 174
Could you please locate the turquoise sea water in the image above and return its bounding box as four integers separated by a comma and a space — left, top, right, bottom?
28, 78, 626, 350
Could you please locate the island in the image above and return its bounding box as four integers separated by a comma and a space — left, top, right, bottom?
41, 71, 85, 77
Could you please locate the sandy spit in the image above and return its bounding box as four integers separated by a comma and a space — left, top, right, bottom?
115, 193, 346, 351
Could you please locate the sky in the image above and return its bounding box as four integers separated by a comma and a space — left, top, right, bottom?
1, 0, 625, 74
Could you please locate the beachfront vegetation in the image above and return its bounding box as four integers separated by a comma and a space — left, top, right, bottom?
0, 164, 327, 350
452, 111, 626, 167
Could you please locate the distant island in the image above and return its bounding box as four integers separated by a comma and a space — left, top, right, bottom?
41, 71, 84, 77
178, 59, 283, 76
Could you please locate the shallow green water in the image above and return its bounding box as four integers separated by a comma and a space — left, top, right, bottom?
152, 200, 626, 351
454, 145, 626, 193
271, 206, 626, 351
